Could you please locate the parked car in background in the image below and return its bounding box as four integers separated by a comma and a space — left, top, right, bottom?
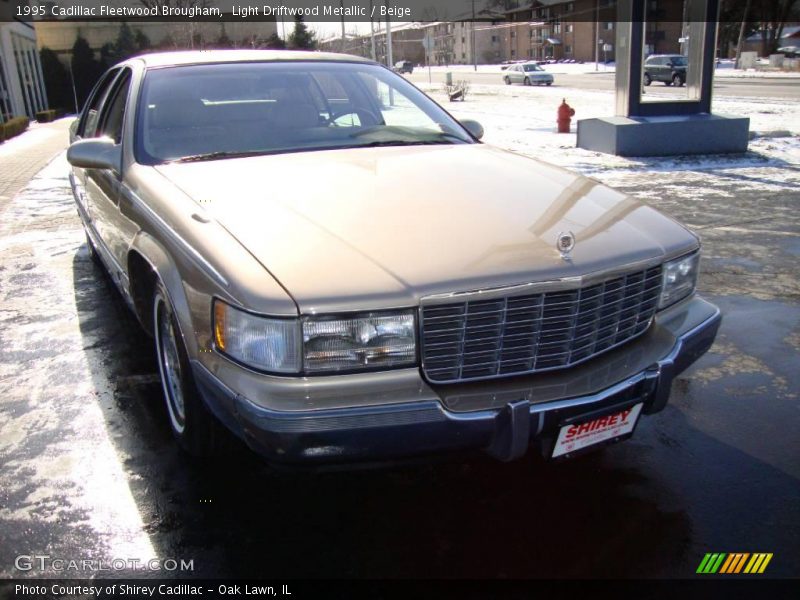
66, 50, 719, 466
643, 54, 687, 86
503, 62, 554, 86
777, 46, 799, 58
394, 60, 413, 74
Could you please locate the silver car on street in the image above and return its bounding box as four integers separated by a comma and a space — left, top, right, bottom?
503, 62, 555, 86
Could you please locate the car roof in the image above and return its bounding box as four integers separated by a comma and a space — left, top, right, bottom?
128, 49, 377, 69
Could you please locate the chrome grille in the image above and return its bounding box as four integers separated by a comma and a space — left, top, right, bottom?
421, 265, 663, 383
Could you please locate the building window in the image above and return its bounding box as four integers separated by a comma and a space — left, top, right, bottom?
565, 45, 573, 54
605, 22, 614, 30
566, 24, 573, 33
553, 22, 561, 34
491, 35, 498, 43
567, 2, 574, 11
462, 36, 465, 44
510, 30, 516, 38
511, 49, 516, 57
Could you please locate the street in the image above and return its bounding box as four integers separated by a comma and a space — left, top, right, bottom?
0, 88, 798, 580
409, 69, 800, 100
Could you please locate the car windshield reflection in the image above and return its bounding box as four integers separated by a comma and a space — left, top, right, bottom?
135, 61, 474, 164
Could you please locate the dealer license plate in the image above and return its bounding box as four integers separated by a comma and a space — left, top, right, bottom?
552, 403, 643, 458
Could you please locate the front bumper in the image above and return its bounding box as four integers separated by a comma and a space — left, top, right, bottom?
191, 298, 721, 464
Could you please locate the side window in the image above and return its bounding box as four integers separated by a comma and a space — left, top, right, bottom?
97, 70, 132, 144
370, 78, 438, 129
78, 68, 121, 138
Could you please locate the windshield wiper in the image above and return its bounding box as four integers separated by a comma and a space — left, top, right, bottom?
170, 150, 267, 163
357, 139, 455, 148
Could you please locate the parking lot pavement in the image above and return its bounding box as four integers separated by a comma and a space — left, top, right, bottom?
0, 119, 72, 215
0, 143, 798, 578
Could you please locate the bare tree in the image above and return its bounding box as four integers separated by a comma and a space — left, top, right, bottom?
756, 0, 798, 56
139, 0, 213, 49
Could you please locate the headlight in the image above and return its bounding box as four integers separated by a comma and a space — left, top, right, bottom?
213, 301, 300, 373
303, 311, 416, 373
658, 251, 700, 309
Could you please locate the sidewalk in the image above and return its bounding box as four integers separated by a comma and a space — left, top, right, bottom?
0, 118, 73, 215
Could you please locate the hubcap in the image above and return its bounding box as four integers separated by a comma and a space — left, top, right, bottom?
158, 302, 186, 433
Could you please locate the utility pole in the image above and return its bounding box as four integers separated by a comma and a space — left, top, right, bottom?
340, 0, 346, 53
369, 0, 377, 60
385, 2, 393, 68
472, 0, 477, 71
594, 0, 599, 71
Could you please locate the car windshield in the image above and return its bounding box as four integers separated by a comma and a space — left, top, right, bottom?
669, 56, 688, 66
135, 61, 474, 164
523, 64, 543, 72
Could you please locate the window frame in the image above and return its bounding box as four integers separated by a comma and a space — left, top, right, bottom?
76, 67, 122, 139
96, 68, 133, 145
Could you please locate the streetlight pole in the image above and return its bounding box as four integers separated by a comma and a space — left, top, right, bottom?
385, 2, 393, 68
369, 0, 377, 60
472, 0, 477, 71
594, 0, 600, 71
340, 0, 346, 53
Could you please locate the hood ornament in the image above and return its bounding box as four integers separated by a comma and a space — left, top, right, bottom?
556, 231, 575, 261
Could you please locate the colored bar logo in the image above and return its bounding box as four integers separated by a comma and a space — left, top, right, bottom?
697, 553, 773, 574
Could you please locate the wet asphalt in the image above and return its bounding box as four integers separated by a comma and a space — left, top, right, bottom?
0, 146, 798, 579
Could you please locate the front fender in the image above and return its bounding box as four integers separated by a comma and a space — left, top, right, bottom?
128, 231, 198, 355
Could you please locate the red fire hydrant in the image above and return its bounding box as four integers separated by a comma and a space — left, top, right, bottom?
557, 99, 575, 133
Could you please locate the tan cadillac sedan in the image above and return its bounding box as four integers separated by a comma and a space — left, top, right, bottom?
67, 50, 720, 464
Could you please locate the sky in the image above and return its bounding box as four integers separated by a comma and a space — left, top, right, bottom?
278, 21, 411, 41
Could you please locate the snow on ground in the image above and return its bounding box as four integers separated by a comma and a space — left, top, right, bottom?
418, 82, 800, 182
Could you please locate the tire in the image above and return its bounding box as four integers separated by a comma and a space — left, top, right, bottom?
673, 74, 684, 87
546, 81, 552, 86
523, 77, 531, 86
153, 282, 223, 456
503, 76, 511, 85
664, 79, 672, 86
643, 73, 652, 86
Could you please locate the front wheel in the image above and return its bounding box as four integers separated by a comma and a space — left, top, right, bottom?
503, 76, 511, 85
154, 282, 223, 456
643, 73, 652, 86
673, 74, 684, 87
545, 81, 553, 86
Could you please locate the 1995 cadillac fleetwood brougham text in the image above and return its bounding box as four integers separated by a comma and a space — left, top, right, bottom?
66, 50, 721, 464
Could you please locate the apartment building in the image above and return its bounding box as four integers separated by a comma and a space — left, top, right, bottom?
324, 0, 686, 66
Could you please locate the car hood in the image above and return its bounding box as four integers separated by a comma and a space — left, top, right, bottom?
155, 144, 697, 313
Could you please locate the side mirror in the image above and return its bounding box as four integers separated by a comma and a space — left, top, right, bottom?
67, 137, 121, 171
460, 119, 484, 140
